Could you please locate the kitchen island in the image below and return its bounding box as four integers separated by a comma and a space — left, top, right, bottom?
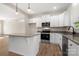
0, 33, 41, 56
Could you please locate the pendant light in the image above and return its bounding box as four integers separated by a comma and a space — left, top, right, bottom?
27, 3, 31, 12
27, 3, 34, 14
16, 3, 18, 15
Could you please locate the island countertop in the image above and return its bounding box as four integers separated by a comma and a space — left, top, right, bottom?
0, 33, 40, 37
62, 33, 79, 45
52, 32, 79, 45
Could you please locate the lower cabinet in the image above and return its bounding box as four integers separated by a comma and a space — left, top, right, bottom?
50, 33, 55, 43
50, 33, 62, 50
68, 40, 78, 56
62, 36, 68, 56
9, 35, 40, 56
50, 33, 79, 56
76, 46, 79, 56
21, 35, 41, 56
28, 35, 40, 56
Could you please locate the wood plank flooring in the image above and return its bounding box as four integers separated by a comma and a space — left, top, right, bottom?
37, 42, 62, 56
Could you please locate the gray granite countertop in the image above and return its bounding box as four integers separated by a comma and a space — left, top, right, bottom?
38, 30, 79, 45
62, 33, 79, 45
0, 33, 40, 37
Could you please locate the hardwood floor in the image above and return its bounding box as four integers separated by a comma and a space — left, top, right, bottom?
37, 42, 62, 56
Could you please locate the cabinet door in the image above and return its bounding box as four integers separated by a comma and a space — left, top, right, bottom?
57, 34, 62, 50
27, 35, 41, 56
50, 33, 62, 46
68, 40, 77, 56
54, 33, 62, 44
50, 33, 55, 43
76, 46, 79, 56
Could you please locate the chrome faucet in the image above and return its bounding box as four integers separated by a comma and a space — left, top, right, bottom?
68, 26, 75, 34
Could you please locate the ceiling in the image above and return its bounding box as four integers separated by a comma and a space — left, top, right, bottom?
12, 3, 71, 15
0, 3, 71, 21
0, 3, 24, 21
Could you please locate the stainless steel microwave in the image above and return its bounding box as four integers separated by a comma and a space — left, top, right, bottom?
42, 22, 50, 27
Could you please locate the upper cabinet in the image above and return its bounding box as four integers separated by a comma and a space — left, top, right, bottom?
50, 14, 64, 27
29, 18, 41, 27
29, 8, 71, 27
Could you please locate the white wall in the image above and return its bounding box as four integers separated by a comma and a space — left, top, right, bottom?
70, 4, 79, 27
70, 4, 79, 32
0, 20, 2, 34
64, 7, 71, 26
4, 21, 26, 35
0, 20, 4, 34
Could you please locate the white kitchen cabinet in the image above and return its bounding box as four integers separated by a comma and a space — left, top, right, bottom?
9, 34, 40, 56
57, 34, 62, 50
55, 33, 62, 50
76, 46, 79, 56
50, 16, 59, 27
24, 35, 40, 56
50, 33, 62, 49
28, 35, 40, 56
50, 33, 55, 43
50, 13, 65, 27
68, 40, 78, 56
50, 33, 59, 44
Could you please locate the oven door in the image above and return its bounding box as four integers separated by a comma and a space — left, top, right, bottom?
41, 33, 50, 40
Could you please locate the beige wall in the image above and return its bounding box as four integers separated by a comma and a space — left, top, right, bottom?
71, 4, 79, 27
0, 20, 4, 34
70, 4, 79, 32
4, 21, 26, 35
0, 19, 37, 36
